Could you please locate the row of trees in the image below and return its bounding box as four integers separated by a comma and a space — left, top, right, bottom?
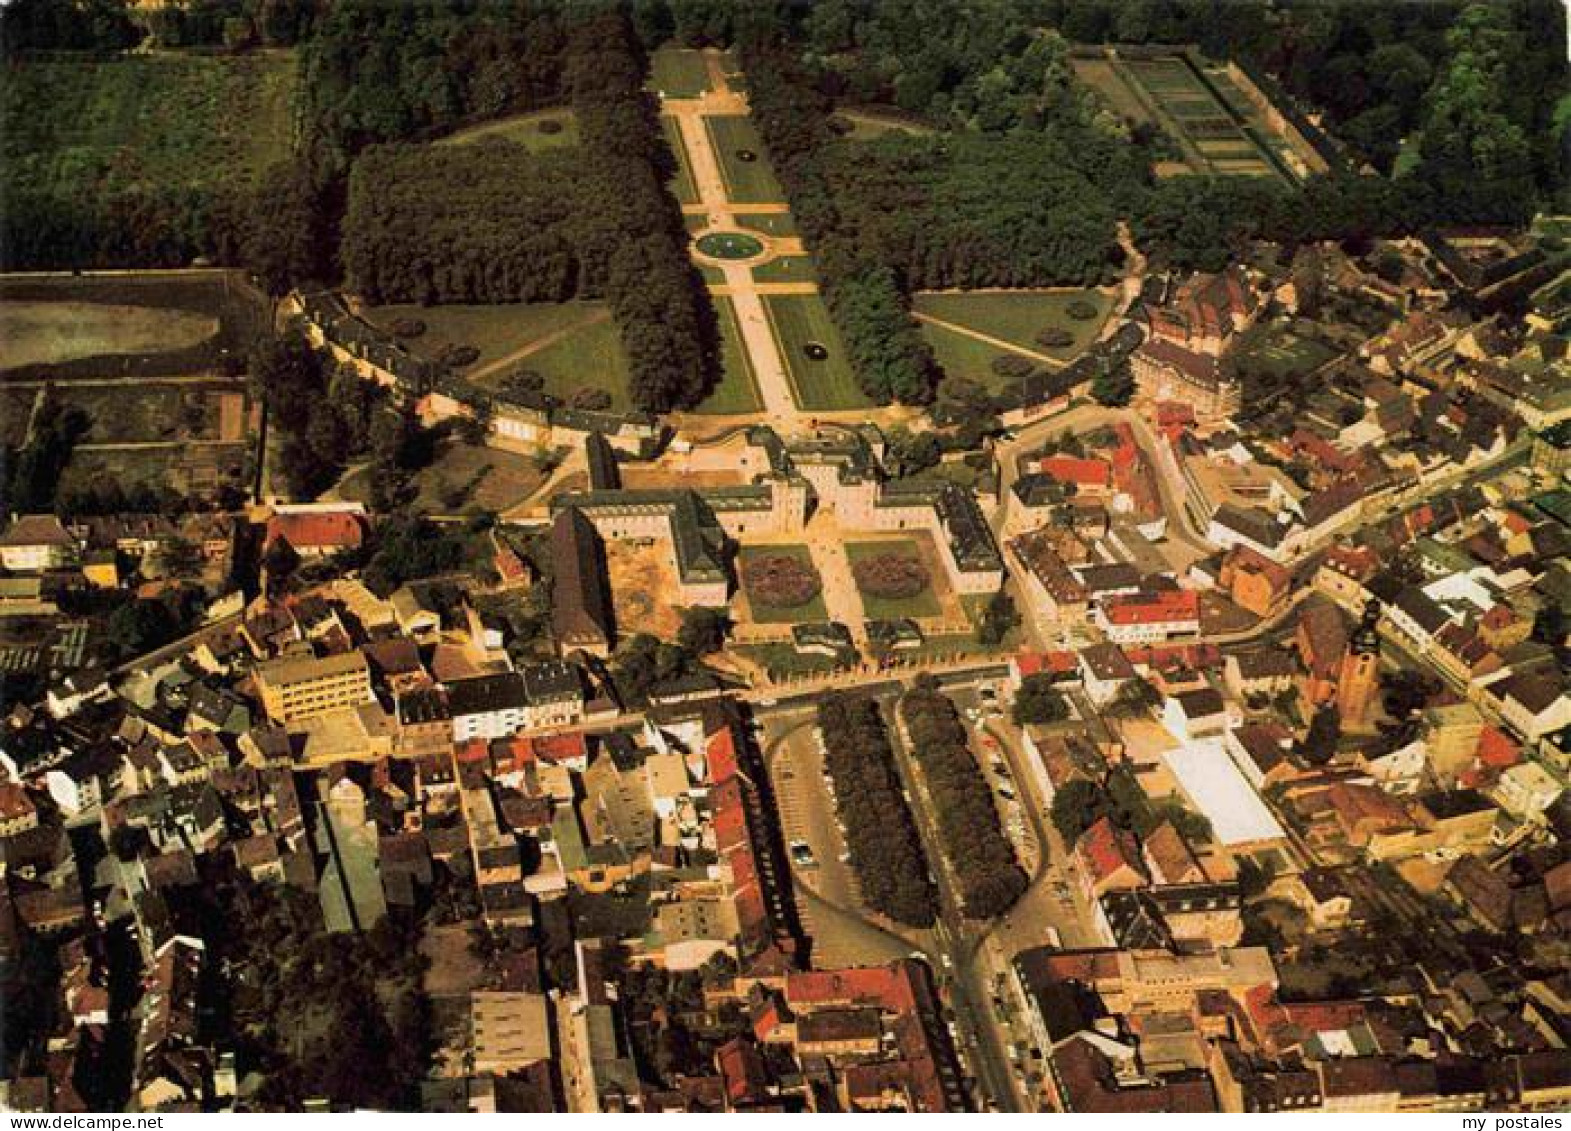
563, 11, 720, 414
745, 45, 940, 405
899, 682, 1027, 919
817, 694, 938, 927
337, 12, 718, 412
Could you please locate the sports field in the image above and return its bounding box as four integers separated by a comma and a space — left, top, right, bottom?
650, 48, 712, 98
763, 294, 872, 411
706, 115, 786, 203
437, 109, 579, 152
914, 289, 1113, 358
692, 298, 763, 415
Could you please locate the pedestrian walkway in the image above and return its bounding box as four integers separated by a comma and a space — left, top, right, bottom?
660, 49, 810, 427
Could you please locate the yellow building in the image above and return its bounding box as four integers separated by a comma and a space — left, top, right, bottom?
255, 651, 371, 726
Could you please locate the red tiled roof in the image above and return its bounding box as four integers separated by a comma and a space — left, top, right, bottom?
1104, 589, 1200, 626
1015, 650, 1078, 678
1039, 455, 1113, 490
1075, 816, 1147, 887
265, 511, 364, 552
1475, 725, 1522, 768
707, 724, 739, 786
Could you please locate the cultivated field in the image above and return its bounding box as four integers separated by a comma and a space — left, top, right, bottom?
339, 440, 551, 514
1071, 50, 1291, 182
831, 107, 936, 141
437, 109, 580, 152
0, 302, 218, 371
706, 115, 786, 203
2, 52, 295, 205
763, 294, 871, 411
0, 389, 37, 446
50, 382, 238, 445
0, 272, 269, 381
650, 48, 712, 99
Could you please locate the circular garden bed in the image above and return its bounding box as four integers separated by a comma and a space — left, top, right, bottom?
696, 231, 765, 260
743, 554, 822, 608
852, 553, 930, 600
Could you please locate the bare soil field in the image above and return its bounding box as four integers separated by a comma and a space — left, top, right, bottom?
605, 540, 683, 638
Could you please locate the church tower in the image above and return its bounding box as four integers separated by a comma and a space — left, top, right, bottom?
1337, 601, 1381, 729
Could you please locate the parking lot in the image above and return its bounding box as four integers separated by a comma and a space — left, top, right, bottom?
763, 712, 921, 968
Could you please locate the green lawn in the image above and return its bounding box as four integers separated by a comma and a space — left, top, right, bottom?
919, 321, 1032, 393
437, 108, 579, 152
1235, 327, 1338, 378
2, 52, 295, 204
846, 541, 942, 620
365, 302, 606, 373
650, 48, 712, 98
693, 297, 762, 414
734, 212, 798, 237
662, 116, 699, 205
738, 643, 850, 679
751, 256, 818, 285
339, 437, 550, 513
706, 115, 786, 203
913, 290, 1113, 358
763, 293, 872, 411
516, 317, 632, 412
740, 545, 828, 624
832, 108, 935, 141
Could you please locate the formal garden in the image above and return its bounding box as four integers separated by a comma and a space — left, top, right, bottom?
740, 546, 826, 623
847, 542, 942, 620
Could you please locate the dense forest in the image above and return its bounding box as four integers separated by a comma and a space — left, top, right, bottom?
562, 11, 719, 414
342, 143, 584, 305
2, 0, 1562, 352
816, 695, 938, 928
785, 0, 1563, 227
899, 682, 1028, 920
